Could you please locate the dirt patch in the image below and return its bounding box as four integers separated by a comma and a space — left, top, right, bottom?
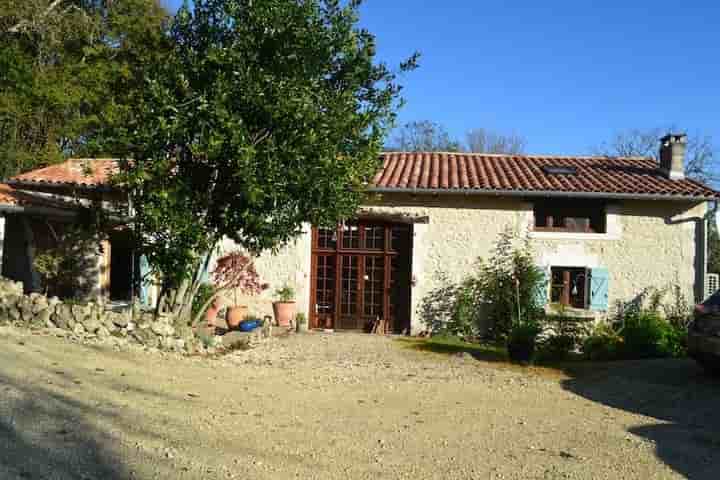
1, 327, 719, 479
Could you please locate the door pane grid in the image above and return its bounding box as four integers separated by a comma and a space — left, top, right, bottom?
341, 256, 359, 316
363, 256, 385, 318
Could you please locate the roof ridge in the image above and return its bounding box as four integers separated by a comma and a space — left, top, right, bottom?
381, 151, 654, 161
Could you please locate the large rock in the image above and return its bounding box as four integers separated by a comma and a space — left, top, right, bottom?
0, 277, 23, 297
71, 304, 91, 323
151, 322, 175, 337
82, 318, 101, 334
108, 311, 130, 328
8, 305, 21, 322
34, 309, 52, 328
30, 294, 49, 314
131, 328, 159, 348
52, 304, 74, 330
221, 331, 252, 350
18, 297, 34, 324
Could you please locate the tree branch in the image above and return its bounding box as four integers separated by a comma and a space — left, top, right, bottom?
8, 0, 64, 34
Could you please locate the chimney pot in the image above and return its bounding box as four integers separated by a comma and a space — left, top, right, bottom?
659, 133, 687, 180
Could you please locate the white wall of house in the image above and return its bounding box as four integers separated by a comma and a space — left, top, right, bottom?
219, 227, 313, 321
234, 194, 707, 333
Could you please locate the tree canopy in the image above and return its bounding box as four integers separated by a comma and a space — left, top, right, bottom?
109, 0, 418, 320
390, 120, 526, 154
0, 0, 170, 178
594, 128, 718, 186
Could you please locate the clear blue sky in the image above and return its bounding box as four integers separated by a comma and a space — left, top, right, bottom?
163, 1, 719, 155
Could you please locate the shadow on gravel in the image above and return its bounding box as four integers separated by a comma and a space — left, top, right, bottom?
561, 359, 720, 480
397, 337, 508, 362
0, 372, 129, 480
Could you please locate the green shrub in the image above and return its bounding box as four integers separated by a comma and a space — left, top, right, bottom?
418, 274, 480, 339
419, 228, 543, 341
619, 310, 668, 358
582, 323, 623, 361
476, 228, 545, 337
507, 320, 542, 362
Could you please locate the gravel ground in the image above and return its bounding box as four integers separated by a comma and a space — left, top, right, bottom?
1, 326, 719, 480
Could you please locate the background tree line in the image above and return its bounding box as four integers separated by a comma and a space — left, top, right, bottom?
0, 0, 170, 179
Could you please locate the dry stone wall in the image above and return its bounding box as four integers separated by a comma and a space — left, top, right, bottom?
0, 277, 221, 354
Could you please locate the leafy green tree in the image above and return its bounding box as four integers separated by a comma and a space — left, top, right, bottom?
110, 0, 418, 322
0, 0, 170, 178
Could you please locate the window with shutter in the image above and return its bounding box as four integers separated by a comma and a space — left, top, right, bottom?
589, 268, 610, 311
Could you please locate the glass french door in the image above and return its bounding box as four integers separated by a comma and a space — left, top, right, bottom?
310, 222, 412, 332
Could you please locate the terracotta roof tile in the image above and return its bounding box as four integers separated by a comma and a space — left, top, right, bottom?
5, 154, 718, 201
371, 152, 720, 199
10, 158, 118, 188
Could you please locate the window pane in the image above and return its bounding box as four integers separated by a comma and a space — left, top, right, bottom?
342, 223, 360, 249
317, 228, 337, 249
363, 225, 385, 250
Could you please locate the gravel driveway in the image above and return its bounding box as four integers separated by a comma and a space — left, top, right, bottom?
1, 327, 719, 479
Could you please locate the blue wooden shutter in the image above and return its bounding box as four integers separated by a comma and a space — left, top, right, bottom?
535, 265, 549, 308
589, 267, 609, 311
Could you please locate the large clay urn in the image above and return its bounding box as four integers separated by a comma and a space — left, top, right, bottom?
226, 305, 249, 330
272, 301, 296, 327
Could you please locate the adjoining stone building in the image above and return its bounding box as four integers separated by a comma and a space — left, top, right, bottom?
1, 134, 717, 333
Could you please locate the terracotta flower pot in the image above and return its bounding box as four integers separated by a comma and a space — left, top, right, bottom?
226, 305, 249, 330
273, 301, 296, 327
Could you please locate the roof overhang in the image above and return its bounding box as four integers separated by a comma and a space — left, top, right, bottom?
0, 204, 79, 218
366, 187, 717, 202
4, 179, 117, 193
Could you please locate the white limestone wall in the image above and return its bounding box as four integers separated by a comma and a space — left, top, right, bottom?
219, 225, 313, 321
367, 194, 706, 332
222, 194, 707, 332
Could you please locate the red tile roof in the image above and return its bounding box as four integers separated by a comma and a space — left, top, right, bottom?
10, 159, 118, 188
371, 152, 719, 199
5, 154, 718, 201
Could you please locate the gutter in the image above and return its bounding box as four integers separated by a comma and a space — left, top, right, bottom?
366, 187, 718, 202
5, 179, 117, 194
0, 205, 78, 218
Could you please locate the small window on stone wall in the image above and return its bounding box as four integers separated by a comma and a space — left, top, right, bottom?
550, 267, 588, 309
534, 200, 606, 233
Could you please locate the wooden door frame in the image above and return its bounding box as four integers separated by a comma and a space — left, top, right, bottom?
309, 221, 411, 331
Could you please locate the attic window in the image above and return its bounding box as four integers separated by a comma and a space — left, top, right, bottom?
534, 199, 606, 233
542, 165, 577, 175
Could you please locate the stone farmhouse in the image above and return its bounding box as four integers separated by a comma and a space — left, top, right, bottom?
1, 134, 718, 333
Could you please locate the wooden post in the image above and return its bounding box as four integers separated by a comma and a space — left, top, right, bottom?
0, 214, 5, 276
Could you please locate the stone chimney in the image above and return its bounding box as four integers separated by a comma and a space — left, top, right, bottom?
659, 133, 687, 180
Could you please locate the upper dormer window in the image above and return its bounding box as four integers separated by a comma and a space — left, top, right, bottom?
534, 200, 606, 233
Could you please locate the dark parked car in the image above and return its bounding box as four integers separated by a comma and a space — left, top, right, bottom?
689, 290, 720, 374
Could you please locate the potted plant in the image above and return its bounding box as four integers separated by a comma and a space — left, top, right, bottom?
507, 320, 542, 363
295, 312, 307, 333
202, 251, 267, 330
273, 284, 296, 327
